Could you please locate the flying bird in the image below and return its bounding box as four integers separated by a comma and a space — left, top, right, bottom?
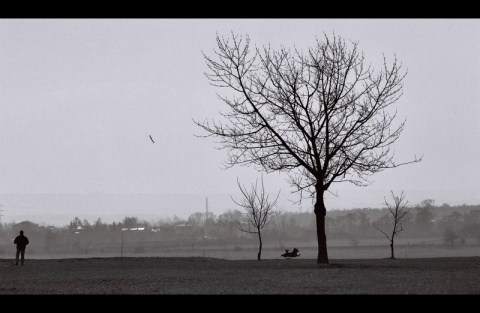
149, 135, 154, 143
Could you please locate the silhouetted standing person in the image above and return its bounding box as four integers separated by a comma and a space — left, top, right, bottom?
14, 230, 29, 266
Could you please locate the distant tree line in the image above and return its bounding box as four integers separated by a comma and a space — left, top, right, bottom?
0, 200, 479, 257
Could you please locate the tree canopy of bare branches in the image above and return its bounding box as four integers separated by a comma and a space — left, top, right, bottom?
231, 176, 279, 260
373, 190, 412, 259
195, 32, 422, 263
373, 191, 413, 259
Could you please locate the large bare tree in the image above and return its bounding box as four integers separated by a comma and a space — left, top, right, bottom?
194, 32, 422, 264
231, 175, 279, 260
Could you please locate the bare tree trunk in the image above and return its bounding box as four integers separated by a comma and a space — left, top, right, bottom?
257, 231, 263, 261
390, 241, 394, 259
315, 187, 329, 264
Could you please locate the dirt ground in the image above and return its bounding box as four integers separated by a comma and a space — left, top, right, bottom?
1, 256, 479, 295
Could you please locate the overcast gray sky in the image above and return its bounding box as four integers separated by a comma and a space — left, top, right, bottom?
1, 19, 479, 225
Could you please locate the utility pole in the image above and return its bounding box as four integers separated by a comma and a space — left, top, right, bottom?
120, 229, 124, 260
205, 197, 209, 238
0, 204, 4, 226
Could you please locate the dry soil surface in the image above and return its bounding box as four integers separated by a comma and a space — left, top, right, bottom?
1, 256, 479, 295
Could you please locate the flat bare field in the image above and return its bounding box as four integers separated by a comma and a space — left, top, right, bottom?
1, 256, 479, 295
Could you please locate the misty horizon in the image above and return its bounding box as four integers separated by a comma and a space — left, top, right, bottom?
2, 188, 479, 227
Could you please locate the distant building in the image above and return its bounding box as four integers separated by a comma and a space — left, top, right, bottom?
122, 223, 147, 231
12, 221, 41, 234
74, 225, 83, 234
174, 222, 194, 237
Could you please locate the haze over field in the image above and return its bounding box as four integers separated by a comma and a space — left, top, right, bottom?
2, 189, 480, 227
1, 19, 479, 227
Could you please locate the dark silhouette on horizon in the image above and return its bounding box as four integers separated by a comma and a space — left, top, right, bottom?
14, 230, 29, 266
281, 248, 300, 258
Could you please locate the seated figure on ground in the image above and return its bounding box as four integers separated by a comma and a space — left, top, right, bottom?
281, 248, 300, 258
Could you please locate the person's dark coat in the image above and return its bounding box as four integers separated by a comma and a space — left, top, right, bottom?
14, 234, 29, 249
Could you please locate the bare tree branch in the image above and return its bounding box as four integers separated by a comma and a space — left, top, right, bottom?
195, 32, 422, 264
231, 174, 279, 260
373, 190, 412, 259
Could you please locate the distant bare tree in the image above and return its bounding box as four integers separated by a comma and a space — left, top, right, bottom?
373, 190, 412, 259
231, 175, 279, 260
415, 199, 435, 235
443, 227, 458, 247
195, 32, 422, 263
